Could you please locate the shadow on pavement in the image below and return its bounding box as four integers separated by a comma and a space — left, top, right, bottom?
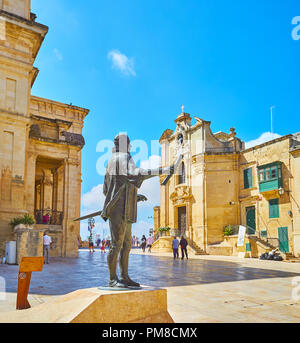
1, 250, 299, 296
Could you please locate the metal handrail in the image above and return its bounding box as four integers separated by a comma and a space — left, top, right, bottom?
246, 225, 257, 236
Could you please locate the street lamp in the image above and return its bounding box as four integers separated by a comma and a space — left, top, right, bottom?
270, 106, 275, 134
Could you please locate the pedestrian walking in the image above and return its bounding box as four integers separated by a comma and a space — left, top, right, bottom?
43, 231, 52, 264
141, 235, 147, 253
132, 235, 136, 248
147, 234, 154, 253
89, 234, 95, 253
172, 236, 179, 259
96, 238, 101, 248
101, 239, 106, 253
180, 236, 188, 260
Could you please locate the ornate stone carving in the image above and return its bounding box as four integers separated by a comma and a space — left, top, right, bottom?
29, 124, 41, 138
170, 185, 192, 205
61, 131, 85, 147
12, 175, 24, 184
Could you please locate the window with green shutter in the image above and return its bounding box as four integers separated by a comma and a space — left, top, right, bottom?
243, 168, 253, 189
269, 198, 279, 218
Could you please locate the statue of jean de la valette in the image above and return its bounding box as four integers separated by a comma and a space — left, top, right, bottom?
76, 133, 182, 289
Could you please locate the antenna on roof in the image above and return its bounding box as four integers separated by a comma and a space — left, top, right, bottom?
270, 106, 275, 133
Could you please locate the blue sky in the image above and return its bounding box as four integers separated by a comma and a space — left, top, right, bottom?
31, 0, 300, 240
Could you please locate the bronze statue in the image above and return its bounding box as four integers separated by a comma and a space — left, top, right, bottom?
75, 133, 182, 289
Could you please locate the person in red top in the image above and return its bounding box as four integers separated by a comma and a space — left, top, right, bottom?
101, 239, 106, 253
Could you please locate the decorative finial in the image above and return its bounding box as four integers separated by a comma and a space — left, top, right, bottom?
181, 105, 184, 113
229, 127, 236, 137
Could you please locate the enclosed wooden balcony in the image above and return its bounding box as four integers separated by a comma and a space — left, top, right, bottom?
258, 161, 283, 194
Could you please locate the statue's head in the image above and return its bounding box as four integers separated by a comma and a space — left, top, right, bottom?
114, 133, 131, 152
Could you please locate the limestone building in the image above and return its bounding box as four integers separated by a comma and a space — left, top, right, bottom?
0, 0, 89, 257
154, 110, 300, 258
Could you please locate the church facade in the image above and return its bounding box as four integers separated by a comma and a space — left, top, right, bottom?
0, 0, 89, 257
154, 110, 300, 258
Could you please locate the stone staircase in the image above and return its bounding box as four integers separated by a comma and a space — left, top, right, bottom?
248, 235, 276, 250
186, 238, 207, 255
249, 235, 298, 260
152, 236, 207, 255
283, 252, 299, 261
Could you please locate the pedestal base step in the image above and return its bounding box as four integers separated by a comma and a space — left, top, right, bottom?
0, 287, 174, 323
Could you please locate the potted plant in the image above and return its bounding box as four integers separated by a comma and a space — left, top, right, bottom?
158, 227, 171, 237
224, 225, 234, 236
10, 213, 35, 231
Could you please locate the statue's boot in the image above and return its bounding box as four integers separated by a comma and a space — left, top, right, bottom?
120, 276, 141, 288
108, 278, 128, 289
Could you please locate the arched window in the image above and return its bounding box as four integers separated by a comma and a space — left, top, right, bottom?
178, 162, 185, 184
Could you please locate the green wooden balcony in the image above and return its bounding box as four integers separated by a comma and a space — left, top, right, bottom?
258, 162, 283, 193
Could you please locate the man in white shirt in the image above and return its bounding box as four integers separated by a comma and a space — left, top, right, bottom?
43, 231, 52, 264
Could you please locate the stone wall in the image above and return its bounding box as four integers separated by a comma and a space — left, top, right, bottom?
35, 224, 63, 257
1, 0, 31, 20
0, 2, 89, 258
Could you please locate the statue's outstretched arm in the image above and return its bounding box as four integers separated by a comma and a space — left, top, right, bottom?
136, 154, 183, 180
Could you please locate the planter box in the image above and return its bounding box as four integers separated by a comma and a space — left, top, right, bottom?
170, 229, 181, 237
159, 231, 170, 237
13, 224, 34, 232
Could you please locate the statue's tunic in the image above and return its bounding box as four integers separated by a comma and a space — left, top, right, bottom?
101, 151, 151, 223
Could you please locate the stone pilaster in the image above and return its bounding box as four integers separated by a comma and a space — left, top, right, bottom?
62, 157, 80, 257
25, 151, 37, 216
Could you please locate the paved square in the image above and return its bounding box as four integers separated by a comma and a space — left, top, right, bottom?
0, 250, 300, 322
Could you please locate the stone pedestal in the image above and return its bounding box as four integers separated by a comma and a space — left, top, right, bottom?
152, 236, 173, 253
0, 287, 174, 323
14, 227, 43, 265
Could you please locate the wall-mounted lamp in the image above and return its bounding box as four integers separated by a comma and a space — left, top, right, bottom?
229, 201, 235, 205
278, 187, 285, 196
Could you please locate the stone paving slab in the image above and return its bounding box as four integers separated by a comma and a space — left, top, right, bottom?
131, 249, 300, 273
166, 278, 300, 323
0, 250, 299, 322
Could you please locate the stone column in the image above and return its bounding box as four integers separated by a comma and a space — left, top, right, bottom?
62, 157, 80, 258
153, 206, 160, 230
186, 202, 191, 238
42, 169, 53, 211
52, 169, 59, 210
159, 175, 167, 227
25, 152, 38, 216
56, 165, 64, 213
